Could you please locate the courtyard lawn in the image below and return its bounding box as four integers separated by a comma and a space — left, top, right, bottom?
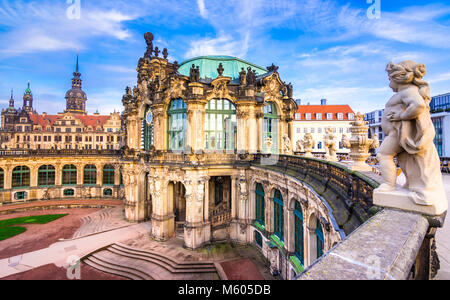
0, 214, 68, 241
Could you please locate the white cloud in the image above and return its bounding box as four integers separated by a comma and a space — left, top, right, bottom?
185, 32, 250, 58
197, 0, 207, 18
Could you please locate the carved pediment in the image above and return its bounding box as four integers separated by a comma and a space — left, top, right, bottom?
207, 77, 235, 100
164, 76, 188, 101
261, 73, 284, 101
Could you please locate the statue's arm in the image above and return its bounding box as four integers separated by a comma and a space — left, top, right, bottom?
399, 94, 427, 121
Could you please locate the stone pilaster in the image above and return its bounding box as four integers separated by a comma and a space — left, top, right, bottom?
184, 173, 210, 249
150, 172, 175, 241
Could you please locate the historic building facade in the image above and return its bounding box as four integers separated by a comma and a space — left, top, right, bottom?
0, 57, 125, 151
0, 57, 125, 204
119, 33, 343, 279
293, 100, 355, 154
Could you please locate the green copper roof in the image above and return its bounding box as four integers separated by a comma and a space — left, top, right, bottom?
24, 81, 32, 95
178, 56, 267, 80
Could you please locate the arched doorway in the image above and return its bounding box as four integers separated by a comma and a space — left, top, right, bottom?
169, 181, 186, 233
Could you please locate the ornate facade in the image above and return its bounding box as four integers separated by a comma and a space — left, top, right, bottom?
119, 33, 343, 279
0, 56, 125, 151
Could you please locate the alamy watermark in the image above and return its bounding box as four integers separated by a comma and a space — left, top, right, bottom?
367, 0, 381, 20
66, 0, 81, 20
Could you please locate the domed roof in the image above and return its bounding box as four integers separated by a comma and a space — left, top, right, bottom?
178, 55, 267, 80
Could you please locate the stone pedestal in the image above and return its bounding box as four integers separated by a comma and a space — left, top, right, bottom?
373, 187, 448, 216
184, 221, 211, 250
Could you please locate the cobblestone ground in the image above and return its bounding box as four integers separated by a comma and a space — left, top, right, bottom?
435, 174, 450, 280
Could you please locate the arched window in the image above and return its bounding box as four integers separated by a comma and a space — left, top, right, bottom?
316, 220, 324, 258
62, 165, 77, 185
294, 201, 304, 264
38, 165, 56, 187
263, 102, 278, 153
0, 168, 4, 190
254, 231, 263, 248
103, 188, 113, 196
205, 99, 236, 150
84, 165, 97, 185
12, 166, 30, 189
255, 183, 265, 226
167, 99, 187, 151
273, 189, 284, 241
143, 106, 153, 150
103, 165, 115, 186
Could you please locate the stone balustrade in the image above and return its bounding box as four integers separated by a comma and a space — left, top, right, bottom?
297, 208, 446, 280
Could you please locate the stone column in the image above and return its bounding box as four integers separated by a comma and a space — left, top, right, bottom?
122, 163, 147, 223
55, 163, 62, 186
286, 204, 295, 253
184, 172, 210, 250
150, 170, 174, 241
248, 107, 258, 153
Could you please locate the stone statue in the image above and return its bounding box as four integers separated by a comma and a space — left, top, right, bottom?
282, 134, 292, 154
342, 112, 380, 171
296, 139, 303, 153
287, 82, 293, 99
144, 32, 154, 58
302, 133, 315, 158
323, 127, 338, 162
162, 48, 168, 59
217, 63, 224, 77
247, 67, 256, 86
239, 68, 247, 86
264, 137, 273, 153
189, 64, 200, 82
374, 61, 447, 216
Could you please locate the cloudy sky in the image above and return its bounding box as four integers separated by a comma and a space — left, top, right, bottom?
0, 0, 450, 115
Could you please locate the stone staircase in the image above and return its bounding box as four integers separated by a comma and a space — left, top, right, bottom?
83, 243, 219, 280
73, 207, 128, 238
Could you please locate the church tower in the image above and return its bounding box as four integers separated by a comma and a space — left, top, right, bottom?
65, 54, 87, 114
22, 81, 34, 112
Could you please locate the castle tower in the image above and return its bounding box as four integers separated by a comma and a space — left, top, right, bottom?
65, 54, 87, 115
22, 81, 33, 112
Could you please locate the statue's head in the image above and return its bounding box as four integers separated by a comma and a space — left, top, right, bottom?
386, 60, 430, 103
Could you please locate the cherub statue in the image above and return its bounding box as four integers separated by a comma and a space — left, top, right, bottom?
264, 137, 273, 153
374, 61, 447, 215
296, 139, 303, 153
324, 127, 338, 161
282, 134, 292, 154
302, 133, 315, 158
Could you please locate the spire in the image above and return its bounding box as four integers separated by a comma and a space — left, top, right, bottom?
24, 81, 32, 95
9, 89, 14, 107
76, 51, 79, 73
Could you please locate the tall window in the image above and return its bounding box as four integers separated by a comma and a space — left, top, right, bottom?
62, 165, 77, 185
167, 99, 187, 151
273, 189, 284, 241
84, 165, 97, 185
12, 166, 30, 189
205, 99, 236, 150
294, 201, 304, 264
103, 165, 115, 186
0, 168, 4, 190
143, 106, 153, 150
255, 183, 265, 226
38, 165, 55, 187
263, 103, 278, 153
316, 220, 324, 258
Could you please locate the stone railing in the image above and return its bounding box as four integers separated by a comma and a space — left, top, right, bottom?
298, 208, 446, 280
0, 149, 121, 157
251, 154, 379, 235
211, 204, 232, 229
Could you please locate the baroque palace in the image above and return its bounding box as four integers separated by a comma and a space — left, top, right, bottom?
0, 56, 125, 202
0, 33, 380, 280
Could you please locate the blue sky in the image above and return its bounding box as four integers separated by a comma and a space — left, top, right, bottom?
0, 0, 450, 115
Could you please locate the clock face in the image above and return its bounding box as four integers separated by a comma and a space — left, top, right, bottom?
146, 111, 153, 125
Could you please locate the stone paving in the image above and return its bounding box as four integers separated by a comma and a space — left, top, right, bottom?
435, 174, 450, 280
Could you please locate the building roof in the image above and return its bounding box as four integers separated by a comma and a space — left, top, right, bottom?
295, 105, 355, 121
27, 113, 113, 128
178, 55, 267, 80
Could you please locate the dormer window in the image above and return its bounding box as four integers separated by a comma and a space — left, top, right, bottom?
348, 113, 355, 120
337, 113, 344, 120
326, 113, 333, 120
316, 113, 322, 120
